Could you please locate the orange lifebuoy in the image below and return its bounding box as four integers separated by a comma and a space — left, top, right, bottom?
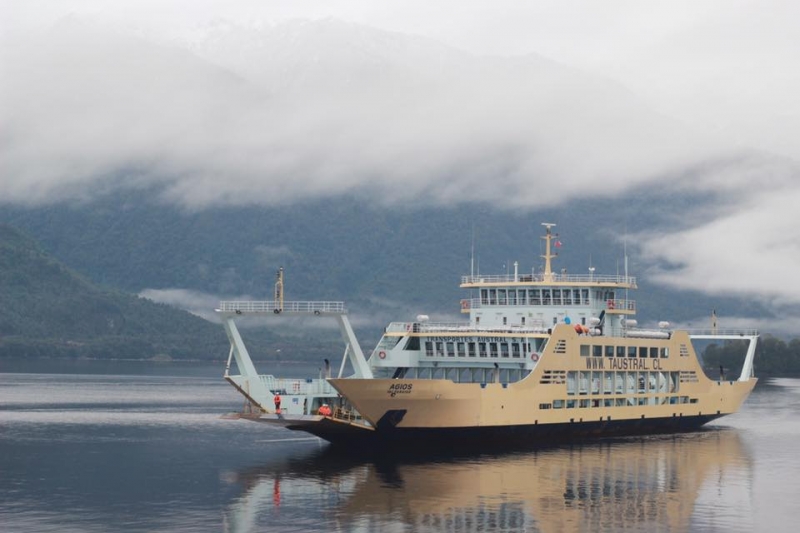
531, 353, 539, 362
378, 351, 387, 359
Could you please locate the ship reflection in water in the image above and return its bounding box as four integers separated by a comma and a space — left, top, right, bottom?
224, 429, 753, 532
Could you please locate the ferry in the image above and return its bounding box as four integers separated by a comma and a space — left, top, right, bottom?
219, 224, 758, 449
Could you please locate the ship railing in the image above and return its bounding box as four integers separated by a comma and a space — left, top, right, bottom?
258, 375, 338, 396
217, 300, 346, 314
686, 328, 760, 337
332, 406, 361, 422
386, 321, 549, 334
465, 297, 594, 309
461, 273, 637, 286
606, 299, 636, 312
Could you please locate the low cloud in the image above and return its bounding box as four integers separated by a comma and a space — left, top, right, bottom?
4, 10, 800, 320
1, 17, 734, 211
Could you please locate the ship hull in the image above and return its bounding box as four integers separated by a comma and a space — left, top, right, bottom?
273, 412, 723, 451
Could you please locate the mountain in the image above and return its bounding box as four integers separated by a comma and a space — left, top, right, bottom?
0, 190, 768, 339
0, 224, 315, 360
0, 16, 788, 346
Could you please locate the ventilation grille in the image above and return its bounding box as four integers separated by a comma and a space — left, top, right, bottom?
540, 370, 566, 384
680, 344, 690, 357
680, 371, 698, 383
552, 340, 567, 354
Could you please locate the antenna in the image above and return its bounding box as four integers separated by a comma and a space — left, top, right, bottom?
470, 224, 475, 279
540, 222, 557, 282
274, 267, 284, 311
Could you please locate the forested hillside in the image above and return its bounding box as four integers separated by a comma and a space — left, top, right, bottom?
0, 190, 768, 330
0, 225, 326, 360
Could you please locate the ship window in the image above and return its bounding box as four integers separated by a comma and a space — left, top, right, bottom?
457, 342, 466, 357
479, 342, 487, 357
650, 347, 658, 358
468, 342, 476, 357
638, 372, 646, 393
579, 371, 589, 394
553, 400, 564, 409
579, 399, 590, 408
660, 347, 669, 358
425, 341, 433, 357
581, 289, 589, 305
503, 316, 507, 325
580, 345, 590, 357
446, 342, 455, 357
501, 343, 509, 357
564, 290, 572, 305
508, 290, 517, 305
498, 289, 507, 305
593, 345, 603, 357
480, 289, 489, 305
591, 372, 601, 394
627, 346, 637, 358
670, 372, 679, 392
639, 346, 648, 358
489, 289, 497, 305
658, 372, 667, 392
552, 316, 557, 325
574, 289, 581, 305
518, 290, 527, 305
567, 372, 576, 395
581, 317, 586, 326
542, 289, 552, 305
404, 336, 420, 351
615, 372, 624, 393
490, 343, 499, 357
512, 343, 521, 358
435, 342, 444, 357
604, 372, 613, 394
521, 317, 526, 326
626, 373, 636, 394
552, 289, 561, 305
539, 403, 552, 410
567, 399, 576, 408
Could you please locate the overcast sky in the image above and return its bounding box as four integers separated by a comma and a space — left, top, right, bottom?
3, 0, 800, 325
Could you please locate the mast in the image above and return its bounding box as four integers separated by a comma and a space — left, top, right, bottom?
274, 267, 284, 311
541, 223, 557, 282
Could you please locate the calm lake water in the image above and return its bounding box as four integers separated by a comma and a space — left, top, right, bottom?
1, 360, 798, 532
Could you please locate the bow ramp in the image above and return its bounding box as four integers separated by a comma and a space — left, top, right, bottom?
217, 300, 372, 413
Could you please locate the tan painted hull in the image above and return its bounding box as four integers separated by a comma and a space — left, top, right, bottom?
330, 325, 756, 433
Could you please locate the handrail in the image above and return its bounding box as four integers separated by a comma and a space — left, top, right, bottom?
217, 300, 346, 314
686, 329, 760, 337
385, 321, 549, 334
462, 273, 637, 286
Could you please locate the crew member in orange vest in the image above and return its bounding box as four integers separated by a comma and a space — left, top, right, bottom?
274, 393, 281, 414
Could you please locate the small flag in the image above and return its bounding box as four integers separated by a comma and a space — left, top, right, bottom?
555, 240, 563, 248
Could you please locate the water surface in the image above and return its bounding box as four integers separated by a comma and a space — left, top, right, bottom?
1, 361, 797, 532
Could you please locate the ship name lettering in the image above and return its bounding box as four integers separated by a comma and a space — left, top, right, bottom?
387, 383, 413, 397
606, 358, 651, 370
